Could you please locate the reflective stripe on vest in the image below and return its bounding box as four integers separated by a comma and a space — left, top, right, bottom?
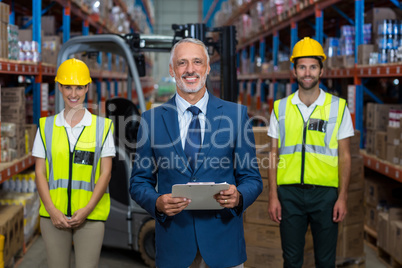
275, 92, 346, 187
39, 114, 112, 221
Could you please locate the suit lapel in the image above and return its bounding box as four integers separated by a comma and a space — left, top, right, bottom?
161, 97, 191, 174
194, 94, 223, 174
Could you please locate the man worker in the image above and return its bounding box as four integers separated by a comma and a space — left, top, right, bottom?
130, 38, 262, 268
267, 37, 354, 268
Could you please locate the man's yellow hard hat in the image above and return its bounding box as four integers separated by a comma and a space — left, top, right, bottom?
290, 37, 327, 63
55, 58, 92, 85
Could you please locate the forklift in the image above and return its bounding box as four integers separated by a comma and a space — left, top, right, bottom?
55, 23, 238, 267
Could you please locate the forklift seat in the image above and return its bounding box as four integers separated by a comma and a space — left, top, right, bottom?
106, 98, 141, 206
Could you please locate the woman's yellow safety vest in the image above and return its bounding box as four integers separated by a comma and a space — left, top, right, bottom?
273, 92, 346, 187
38, 114, 113, 221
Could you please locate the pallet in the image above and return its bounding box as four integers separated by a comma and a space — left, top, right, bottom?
336, 256, 365, 268
364, 225, 378, 250
12, 231, 40, 268
377, 247, 402, 268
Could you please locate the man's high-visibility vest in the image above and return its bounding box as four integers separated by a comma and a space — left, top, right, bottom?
38, 114, 113, 221
273, 92, 346, 187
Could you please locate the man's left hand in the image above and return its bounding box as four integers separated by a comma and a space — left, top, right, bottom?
214, 184, 240, 208
333, 199, 347, 222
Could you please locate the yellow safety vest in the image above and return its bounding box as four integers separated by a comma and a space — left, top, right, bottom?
273, 92, 346, 187
38, 114, 113, 221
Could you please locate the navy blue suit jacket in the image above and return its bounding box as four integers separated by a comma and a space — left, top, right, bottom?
130, 93, 262, 268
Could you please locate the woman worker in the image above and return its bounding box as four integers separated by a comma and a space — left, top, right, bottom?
33, 58, 115, 268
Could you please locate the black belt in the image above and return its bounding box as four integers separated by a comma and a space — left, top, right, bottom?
281, 184, 318, 189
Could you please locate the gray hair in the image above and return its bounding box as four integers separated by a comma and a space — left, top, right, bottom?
169, 38, 210, 67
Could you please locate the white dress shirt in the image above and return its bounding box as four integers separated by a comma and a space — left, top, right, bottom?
175, 91, 209, 149
267, 89, 354, 140
32, 108, 116, 158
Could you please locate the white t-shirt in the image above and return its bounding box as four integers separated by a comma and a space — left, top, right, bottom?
267, 89, 354, 140
32, 109, 116, 159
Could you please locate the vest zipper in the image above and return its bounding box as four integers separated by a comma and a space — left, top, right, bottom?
65, 126, 85, 218
67, 151, 73, 217
297, 104, 317, 185
300, 121, 307, 185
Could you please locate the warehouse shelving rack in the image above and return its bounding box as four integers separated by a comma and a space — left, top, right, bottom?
0, 0, 154, 183
217, 0, 402, 184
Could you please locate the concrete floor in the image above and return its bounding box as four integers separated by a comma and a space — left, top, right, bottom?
14, 235, 387, 268
16, 235, 148, 268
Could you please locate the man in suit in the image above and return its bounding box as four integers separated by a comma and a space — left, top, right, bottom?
130, 38, 262, 268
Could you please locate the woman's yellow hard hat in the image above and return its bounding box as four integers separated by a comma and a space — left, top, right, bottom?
55, 58, 92, 85
290, 37, 327, 63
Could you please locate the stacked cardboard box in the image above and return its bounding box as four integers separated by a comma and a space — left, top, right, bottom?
42, 35, 61, 65
366, 103, 402, 158
364, 174, 402, 232
0, 2, 9, 59
336, 130, 365, 261
252, 126, 270, 154
244, 151, 283, 268
0, 205, 24, 265
377, 208, 402, 262
386, 124, 402, 165
0, 192, 40, 244
1, 87, 26, 160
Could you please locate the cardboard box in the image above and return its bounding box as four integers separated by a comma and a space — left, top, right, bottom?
18, 29, 32, 41
386, 144, 401, 165
256, 154, 269, 178
256, 178, 269, 202
245, 246, 283, 268
337, 222, 364, 258
365, 129, 375, 154
244, 222, 281, 249
244, 200, 278, 226
350, 130, 361, 157
390, 220, 402, 264
342, 55, 355, 69
349, 156, 364, 191
378, 212, 389, 252
0, 2, 9, 24
366, 103, 402, 130
365, 204, 379, 231
374, 131, 387, 160
42, 35, 61, 65
377, 208, 402, 254
387, 126, 401, 146
365, 8, 397, 50
364, 176, 398, 207
253, 127, 270, 152
0, 205, 24, 264
357, 44, 374, 65
344, 189, 364, 226
24, 124, 37, 153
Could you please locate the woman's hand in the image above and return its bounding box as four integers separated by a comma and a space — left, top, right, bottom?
69, 207, 91, 228
48, 207, 72, 229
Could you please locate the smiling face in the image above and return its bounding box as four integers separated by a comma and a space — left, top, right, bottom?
59, 84, 89, 111
293, 57, 323, 91
169, 42, 210, 100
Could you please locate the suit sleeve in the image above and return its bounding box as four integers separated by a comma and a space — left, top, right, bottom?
129, 112, 161, 220
232, 105, 263, 215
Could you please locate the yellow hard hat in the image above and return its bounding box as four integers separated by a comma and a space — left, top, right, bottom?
290, 37, 327, 63
55, 58, 92, 85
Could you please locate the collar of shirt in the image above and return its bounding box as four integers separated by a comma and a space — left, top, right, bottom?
175, 90, 209, 115
291, 88, 326, 107
55, 108, 92, 128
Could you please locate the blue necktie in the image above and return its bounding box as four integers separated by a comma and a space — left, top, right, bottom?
184, 106, 201, 171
